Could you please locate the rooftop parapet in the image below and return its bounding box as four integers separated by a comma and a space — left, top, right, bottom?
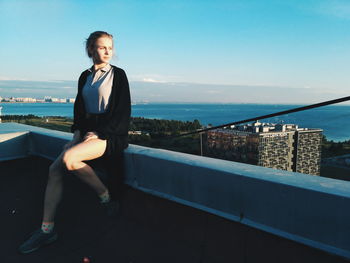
1, 122, 349, 261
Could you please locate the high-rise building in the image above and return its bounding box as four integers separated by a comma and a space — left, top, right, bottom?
205, 121, 323, 175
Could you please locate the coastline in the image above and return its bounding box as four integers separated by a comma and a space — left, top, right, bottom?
1, 103, 349, 142
1, 115, 349, 159
2, 101, 350, 105
0, 102, 73, 103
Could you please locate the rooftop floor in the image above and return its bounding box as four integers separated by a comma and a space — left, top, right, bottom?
1, 156, 349, 263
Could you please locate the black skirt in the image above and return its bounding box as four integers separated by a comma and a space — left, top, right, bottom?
82, 113, 126, 158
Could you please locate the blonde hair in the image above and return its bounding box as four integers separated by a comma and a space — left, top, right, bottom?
85, 31, 113, 58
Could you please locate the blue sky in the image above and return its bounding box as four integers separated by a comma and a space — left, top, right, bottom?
0, 0, 349, 103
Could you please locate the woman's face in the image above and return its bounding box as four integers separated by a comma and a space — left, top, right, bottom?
92, 36, 113, 65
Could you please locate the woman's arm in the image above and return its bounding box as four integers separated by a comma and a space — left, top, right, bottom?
71, 71, 89, 133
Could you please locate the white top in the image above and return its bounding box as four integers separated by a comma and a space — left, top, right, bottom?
82, 64, 114, 114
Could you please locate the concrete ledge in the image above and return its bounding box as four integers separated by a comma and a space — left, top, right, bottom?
124, 145, 350, 259
1, 122, 350, 260
29, 132, 70, 160
0, 123, 72, 161
0, 131, 29, 161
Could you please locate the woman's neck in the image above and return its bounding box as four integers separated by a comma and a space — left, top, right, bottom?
93, 62, 108, 71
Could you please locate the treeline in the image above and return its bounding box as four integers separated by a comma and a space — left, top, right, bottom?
1, 115, 203, 155
128, 117, 202, 154
130, 117, 201, 134
1, 114, 42, 120
4, 114, 349, 157
1, 115, 73, 132
2, 115, 202, 133
322, 136, 350, 158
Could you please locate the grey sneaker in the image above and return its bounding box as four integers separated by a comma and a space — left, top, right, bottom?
18, 229, 58, 254
101, 200, 120, 218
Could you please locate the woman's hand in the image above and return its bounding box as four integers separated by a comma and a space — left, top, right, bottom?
63, 130, 81, 150
83, 131, 99, 142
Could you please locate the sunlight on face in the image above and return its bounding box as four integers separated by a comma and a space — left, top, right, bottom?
93, 36, 113, 65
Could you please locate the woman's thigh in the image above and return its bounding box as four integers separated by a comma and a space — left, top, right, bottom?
64, 139, 107, 163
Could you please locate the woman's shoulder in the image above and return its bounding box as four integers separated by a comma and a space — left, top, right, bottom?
111, 65, 127, 75
79, 68, 91, 79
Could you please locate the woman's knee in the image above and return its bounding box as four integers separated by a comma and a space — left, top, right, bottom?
62, 150, 79, 171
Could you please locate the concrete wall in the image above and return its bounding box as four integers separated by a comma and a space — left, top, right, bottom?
0, 123, 71, 161
1, 122, 350, 260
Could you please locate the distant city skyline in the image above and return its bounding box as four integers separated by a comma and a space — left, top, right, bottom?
0, 96, 75, 103
1, 0, 350, 103
0, 79, 349, 104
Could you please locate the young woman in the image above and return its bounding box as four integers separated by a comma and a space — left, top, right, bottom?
19, 31, 131, 254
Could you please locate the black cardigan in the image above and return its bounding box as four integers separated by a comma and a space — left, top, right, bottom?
71, 65, 131, 154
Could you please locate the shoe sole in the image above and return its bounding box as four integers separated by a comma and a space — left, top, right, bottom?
19, 234, 58, 254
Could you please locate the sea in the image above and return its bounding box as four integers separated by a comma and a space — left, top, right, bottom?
1, 102, 349, 142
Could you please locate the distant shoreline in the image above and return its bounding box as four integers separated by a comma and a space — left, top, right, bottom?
1, 104, 349, 142
1, 100, 350, 106
0, 102, 73, 104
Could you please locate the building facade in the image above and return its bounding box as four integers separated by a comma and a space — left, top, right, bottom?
205, 121, 322, 175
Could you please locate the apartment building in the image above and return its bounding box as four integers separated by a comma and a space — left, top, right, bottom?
205, 121, 322, 175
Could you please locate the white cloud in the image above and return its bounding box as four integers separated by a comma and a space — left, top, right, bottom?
142, 78, 164, 83
130, 73, 182, 83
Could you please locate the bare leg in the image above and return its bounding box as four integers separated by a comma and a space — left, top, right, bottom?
62, 138, 108, 195
42, 152, 66, 222
42, 138, 108, 222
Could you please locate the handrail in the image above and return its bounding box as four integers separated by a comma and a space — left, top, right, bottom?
175, 96, 350, 137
